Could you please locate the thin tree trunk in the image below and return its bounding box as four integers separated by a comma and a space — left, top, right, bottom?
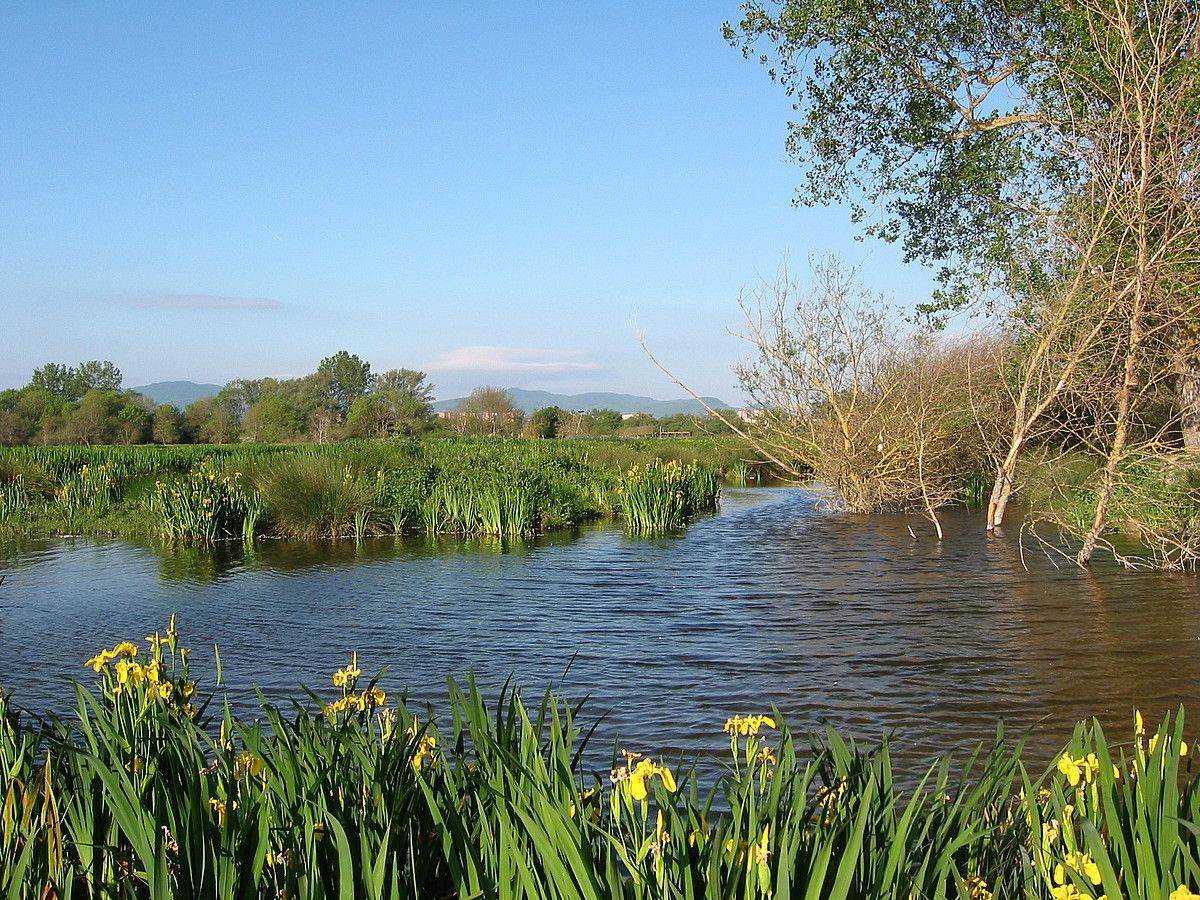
917, 435, 943, 540
1076, 306, 1144, 566
1078, 259, 1149, 563
986, 444, 1021, 531
1177, 346, 1200, 450
1076, 435, 1124, 567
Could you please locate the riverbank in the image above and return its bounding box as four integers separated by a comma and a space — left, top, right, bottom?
1015, 448, 1200, 568
2, 621, 1196, 898
0, 438, 749, 540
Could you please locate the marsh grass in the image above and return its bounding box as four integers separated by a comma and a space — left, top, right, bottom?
0, 439, 754, 541
257, 456, 382, 539
0, 459, 54, 522
618, 459, 721, 534
957, 472, 991, 509
2, 621, 1198, 898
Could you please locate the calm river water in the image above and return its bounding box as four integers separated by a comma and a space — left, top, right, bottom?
1, 487, 1197, 775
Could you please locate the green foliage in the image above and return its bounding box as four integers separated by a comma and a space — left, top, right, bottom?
529, 406, 567, 439
317, 350, 372, 418
726, 0, 1046, 306
56, 462, 118, 524
371, 368, 435, 437
1024, 711, 1200, 900
257, 455, 383, 539
1027, 452, 1200, 569
583, 408, 623, 436
726, 0, 1200, 316
653, 412, 738, 436
29, 361, 77, 398
116, 402, 151, 444
618, 458, 721, 534
3, 622, 1198, 898
243, 396, 305, 442
147, 462, 262, 542
183, 394, 241, 443
30, 359, 122, 400
0, 459, 53, 522
0, 439, 753, 540
151, 403, 182, 445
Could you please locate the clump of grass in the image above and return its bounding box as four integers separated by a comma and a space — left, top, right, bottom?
726, 460, 751, 485
54, 463, 118, 531
618, 459, 720, 533
476, 481, 534, 536
256, 455, 381, 539
0, 459, 55, 522
146, 461, 261, 542
957, 471, 991, 508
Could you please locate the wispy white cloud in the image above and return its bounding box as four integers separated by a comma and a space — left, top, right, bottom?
128, 294, 282, 311
426, 346, 600, 374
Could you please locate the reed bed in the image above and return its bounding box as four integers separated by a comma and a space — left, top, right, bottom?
0, 440, 743, 542
1, 621, 1197, 898
618, 459, 721, 533
146, 462, 262, 543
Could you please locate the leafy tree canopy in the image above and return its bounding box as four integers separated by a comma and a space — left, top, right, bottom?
529, 406, 567, 438
31, 360, 123, 400
374, 368, 434, 403
725, 0, 1200, 312
316, 351, 372, 417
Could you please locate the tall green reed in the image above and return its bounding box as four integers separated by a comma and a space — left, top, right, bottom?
6, 620, 1195, 899
2, 438, 751, 540
146, 461, 261, 542
618, 459, 720, 534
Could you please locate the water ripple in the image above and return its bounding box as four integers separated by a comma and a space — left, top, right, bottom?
2, 488, 1198, 779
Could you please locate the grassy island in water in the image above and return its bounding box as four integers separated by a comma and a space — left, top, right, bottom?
0, 439, 745, 540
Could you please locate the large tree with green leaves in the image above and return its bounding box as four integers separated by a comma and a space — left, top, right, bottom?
728, 0, 1200, 555
31, 360, 123, 401
316, 351, 373, 419
370, 368, 435, 436
726, 0, 1198, 308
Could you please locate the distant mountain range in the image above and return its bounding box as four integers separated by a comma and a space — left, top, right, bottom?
432, 388, 732, 416
129, 382, 732, 417
131, 381, 222, 408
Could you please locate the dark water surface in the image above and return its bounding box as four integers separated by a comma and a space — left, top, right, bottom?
2, 488, 1198, 776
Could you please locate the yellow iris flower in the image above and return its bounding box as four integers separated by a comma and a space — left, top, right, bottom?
627, 758, 677, 800
411, 734, 438, 770
723, 714, 778, 736
1056, 752, 1100, 787
1055, 851, 1102, 887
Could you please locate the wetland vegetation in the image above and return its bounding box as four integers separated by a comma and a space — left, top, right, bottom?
4, 0, 1200, 893
0, 439, 735, 540
2, 621, 1198, 898
717, 0, 1200, 570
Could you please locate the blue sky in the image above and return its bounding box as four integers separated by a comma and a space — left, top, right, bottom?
1, 2, 936, 403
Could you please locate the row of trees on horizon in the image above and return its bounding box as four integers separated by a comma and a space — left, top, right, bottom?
0, 354, 737, 446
